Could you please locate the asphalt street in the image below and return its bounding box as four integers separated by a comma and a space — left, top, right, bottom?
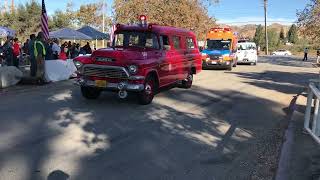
0, 56, 318, 180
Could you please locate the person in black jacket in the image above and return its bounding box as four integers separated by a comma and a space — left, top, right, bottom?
317, 49, 320, 64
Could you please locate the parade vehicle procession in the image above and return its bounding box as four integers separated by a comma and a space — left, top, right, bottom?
1, 0, 320, 179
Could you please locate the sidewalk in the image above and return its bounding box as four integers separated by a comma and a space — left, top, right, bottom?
280, 92, 320, 180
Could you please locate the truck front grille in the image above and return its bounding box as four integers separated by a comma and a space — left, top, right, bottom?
83, 66, 129, 79
209, 55, 221, 60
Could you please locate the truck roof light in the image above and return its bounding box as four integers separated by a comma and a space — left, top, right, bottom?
139, 15, 147, 21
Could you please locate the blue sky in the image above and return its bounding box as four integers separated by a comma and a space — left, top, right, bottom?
14, 0, 308, 25
210, 0, 308, 25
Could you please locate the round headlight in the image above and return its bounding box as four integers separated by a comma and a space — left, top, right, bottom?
128, 65, 138, 74
73, 60, 83, 69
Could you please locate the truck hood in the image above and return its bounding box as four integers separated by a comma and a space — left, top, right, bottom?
202, 49, 231, 56
91, 48, 148, 65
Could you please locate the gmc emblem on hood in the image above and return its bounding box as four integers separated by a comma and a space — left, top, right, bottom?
96, 57, 115, 62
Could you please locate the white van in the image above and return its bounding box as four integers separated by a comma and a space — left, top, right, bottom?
236, 42, 258, 65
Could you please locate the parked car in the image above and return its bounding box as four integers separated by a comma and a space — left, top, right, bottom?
236, 42, 258, 65
271, 49, 292, 56
74, 16, 202, 105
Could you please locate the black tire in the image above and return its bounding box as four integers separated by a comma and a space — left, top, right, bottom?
253, 61, 257, 65
138, 76, 156, 105
81, 86, 101, 99
181, 72, 193, 89
227, 64, 232, 71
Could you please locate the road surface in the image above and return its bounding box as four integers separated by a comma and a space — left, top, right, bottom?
0, 56, 318, 180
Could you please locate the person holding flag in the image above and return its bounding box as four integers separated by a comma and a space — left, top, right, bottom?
32, 0, 49, 83
34, 32, 46, 83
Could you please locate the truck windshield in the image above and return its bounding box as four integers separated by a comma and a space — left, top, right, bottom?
237, 44, 256, 50
113, 31, 159, 49
206, 40, 231, 50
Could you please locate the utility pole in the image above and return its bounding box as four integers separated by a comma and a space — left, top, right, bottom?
4, 0, 8, 14
102, 0, 105, 47
264, 0, 269, 55
11, 0, 14, 13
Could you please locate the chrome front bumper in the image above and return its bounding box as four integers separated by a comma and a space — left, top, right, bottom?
75, 78, 144, 92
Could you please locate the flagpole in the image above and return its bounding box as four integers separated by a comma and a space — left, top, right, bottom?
102, 0, 105, 48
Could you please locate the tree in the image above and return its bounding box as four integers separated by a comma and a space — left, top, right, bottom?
297, 0, 320, 44
0, 1, 42, 40
287, 24, 299, 44
279, 27, 286, 43
253, 25, 264, 47
49, 10, 73, 30
113, 0, 217, 40
75, 2, 111, 31
267, 28, 280, 50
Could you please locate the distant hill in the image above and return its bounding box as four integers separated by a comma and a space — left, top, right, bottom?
218, 23, 290, 40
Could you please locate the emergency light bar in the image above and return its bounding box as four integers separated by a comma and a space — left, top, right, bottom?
139, 15, 147, 21
138, 15, 148, 27
210, 27, 232, 32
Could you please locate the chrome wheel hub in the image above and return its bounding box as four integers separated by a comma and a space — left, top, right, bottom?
145, 84, 152, 95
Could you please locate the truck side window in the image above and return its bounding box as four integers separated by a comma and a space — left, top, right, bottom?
186, 37, 195, 49
160, 35, 169, 50
173, 36, 181, 49
145, 33, 160, 49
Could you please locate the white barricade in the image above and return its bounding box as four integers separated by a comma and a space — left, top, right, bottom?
304, 80, 320, 145
44, 59, 77, 82
0, 66, 23, 88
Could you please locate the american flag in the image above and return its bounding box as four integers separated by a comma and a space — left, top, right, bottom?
41, 0, 49, 40
110, 24, 117, 44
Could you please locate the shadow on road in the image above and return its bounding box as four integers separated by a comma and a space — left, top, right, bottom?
259, 56, 316, 68
0, 79, 295, 180
227, 70, 316, 95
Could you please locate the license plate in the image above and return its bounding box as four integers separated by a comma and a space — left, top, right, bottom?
211, 61, 217, 64
95, 80, 107, 88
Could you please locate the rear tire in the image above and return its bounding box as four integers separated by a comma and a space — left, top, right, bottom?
227, 64, 232, 71
181, 72, 193, 89
81, 86, 101, 99
138, 76, 156, 105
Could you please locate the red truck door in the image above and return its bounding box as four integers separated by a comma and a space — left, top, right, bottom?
184, 36, 198, 76
158, 35, 176, 87
171, 35, 186, 81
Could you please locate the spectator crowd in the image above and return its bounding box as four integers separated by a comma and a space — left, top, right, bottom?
0, 33, 93, 77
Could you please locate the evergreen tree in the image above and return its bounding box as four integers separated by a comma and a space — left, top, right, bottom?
49, 10, 73, 31
253, 25, 263, 47
288, 24, 299, 44
279, 27, 286, 43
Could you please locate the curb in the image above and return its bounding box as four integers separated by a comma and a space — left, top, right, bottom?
275, 93, 301, 180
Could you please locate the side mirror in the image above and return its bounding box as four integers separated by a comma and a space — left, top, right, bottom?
164, 45, 171, 51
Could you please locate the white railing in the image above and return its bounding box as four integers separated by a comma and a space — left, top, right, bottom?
304, 80, 320, 145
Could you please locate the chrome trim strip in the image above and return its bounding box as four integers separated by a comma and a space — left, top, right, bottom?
78, 79, 144, 92
82, 64, 130, 77
128, 76, 145, 80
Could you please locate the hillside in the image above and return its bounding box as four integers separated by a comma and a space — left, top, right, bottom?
219, 23, 291, 40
